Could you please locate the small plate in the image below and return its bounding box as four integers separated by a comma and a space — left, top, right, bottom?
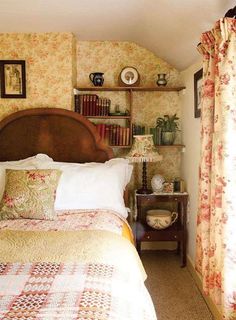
118, 66, 140, 86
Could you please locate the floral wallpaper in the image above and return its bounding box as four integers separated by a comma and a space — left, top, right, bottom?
0, 35, 183, 196
77, 41, 183, 192
0, 32, 75, 121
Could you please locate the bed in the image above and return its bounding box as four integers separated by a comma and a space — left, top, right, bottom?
0, 108, 156, 320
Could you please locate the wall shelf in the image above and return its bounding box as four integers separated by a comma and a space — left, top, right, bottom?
111, 145, 131, 149
111, 144, 185, 149
84, 115, 131, 119
76, 86, 185, 92
156, 144, 185, 149
74, 87, 185, 149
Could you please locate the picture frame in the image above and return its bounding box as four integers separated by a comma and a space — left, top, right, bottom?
194, 68, 203, 118
0, 60, 26, 98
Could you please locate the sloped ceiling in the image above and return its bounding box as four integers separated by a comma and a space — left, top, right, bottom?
0, 0, 235, 70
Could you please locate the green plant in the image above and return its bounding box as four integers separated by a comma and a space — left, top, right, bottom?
156, 114, 180, 132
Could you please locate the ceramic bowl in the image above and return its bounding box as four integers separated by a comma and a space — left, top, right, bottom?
146, 209, 178, 230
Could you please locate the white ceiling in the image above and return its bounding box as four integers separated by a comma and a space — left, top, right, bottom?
0, 0, 235, 70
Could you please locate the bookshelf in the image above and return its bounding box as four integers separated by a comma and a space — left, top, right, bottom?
74, 86, 186, 148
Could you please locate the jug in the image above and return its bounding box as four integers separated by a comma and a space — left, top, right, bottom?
89, 72, 104, 86
156, 73, 169, 86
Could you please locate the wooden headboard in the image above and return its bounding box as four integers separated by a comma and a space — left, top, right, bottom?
0, 108, 114, 162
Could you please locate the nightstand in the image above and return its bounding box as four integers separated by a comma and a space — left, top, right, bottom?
135, 192, 188, 267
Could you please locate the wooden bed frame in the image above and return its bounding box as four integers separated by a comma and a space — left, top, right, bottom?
0, 108, 114, 162
0, 108, 129, 206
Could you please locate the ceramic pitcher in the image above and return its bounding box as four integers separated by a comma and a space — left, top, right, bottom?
156, 73, 169, 86
89, 72, 104, 86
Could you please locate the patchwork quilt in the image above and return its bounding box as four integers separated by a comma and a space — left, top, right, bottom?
0, 210, 157, 320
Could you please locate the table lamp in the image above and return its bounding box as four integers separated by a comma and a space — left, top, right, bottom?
127, 134, 162, 194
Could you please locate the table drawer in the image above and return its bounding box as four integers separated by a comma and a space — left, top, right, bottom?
142, 230, 182, 241
137, 195, 182, 207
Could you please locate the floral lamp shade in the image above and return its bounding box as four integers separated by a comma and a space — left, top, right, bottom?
127, 135, 162, 163
127, 135, 162, 194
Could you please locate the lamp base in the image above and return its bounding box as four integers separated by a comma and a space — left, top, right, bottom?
137, 187, 153, 195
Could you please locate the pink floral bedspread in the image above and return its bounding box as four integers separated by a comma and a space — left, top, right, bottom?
0, 209, 124, 234
0, 261, 156, 320
0, 210, 157, 320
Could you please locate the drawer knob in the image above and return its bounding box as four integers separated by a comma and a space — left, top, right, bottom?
174, 235, 177, 239
147, 235, 150, 239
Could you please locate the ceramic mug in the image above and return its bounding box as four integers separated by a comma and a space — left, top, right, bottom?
146, 209, 178, 230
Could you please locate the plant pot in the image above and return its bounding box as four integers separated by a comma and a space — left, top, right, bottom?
161, 131, 176, 145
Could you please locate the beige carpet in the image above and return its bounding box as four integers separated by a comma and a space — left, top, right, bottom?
141, 251, 214, 320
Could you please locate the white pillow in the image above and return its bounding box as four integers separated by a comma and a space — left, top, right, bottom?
36, 158, 133, 218
0, 153, 53, 166
0, 154, 53, 201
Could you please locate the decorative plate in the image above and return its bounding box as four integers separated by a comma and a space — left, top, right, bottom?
118, 66, 140, 86
151, 174, 165, 193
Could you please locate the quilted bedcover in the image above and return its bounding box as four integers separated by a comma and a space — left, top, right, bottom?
0, 210, 157, 320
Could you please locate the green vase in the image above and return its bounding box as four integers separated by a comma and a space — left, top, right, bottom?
161, 131, 176, 145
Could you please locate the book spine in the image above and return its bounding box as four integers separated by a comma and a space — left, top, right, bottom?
109, 124, 113, 145
98, 98, 102, 116
89, 95, 93, 116
104, 124, 110, 145
119, 127, 123, 146
126, 127, 130, 146
80, 95, 83, 115
112, 125, 117, 145
83, 95, 87, 115
95, 99, 99, 116
74, 95, 80, 113
123, 127, 126, 146
116, 125, 120, 146
92, 95, 97, 116
86, 95, 90, 116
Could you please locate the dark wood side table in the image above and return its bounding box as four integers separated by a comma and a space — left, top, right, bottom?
135, 192, 188, 267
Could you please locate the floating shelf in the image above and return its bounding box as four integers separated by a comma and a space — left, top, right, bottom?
108, 144, 185, 149
76, 86, 185, 92
156, 144, 185, 150
85, 115, 131, 119
110, 145, 131, 149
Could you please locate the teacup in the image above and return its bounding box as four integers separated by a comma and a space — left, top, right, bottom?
146, 209, 178, 230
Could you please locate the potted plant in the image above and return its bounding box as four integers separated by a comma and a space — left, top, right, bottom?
156, 114, 180, 145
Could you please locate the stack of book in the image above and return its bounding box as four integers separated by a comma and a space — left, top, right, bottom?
149, 127, 162, 145
132, 124, 162, 145
132, 124, 146, 135
74, 94, 111, 116
95, 123, 130, 146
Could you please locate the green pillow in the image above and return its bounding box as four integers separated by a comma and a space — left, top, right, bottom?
0, 169, 61, 220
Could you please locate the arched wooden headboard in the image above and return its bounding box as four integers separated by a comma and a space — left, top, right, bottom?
0, 108, 114, 162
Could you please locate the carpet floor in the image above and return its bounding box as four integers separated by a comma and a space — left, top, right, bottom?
141, 251, 214, 320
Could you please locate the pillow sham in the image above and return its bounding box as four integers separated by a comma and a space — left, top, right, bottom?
0, 169, 62, 221
0, 154, 54, 201
35, 158, 133, 218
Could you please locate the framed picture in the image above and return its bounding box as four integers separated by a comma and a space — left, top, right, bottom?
194, 68, 203, 118
0, 60, 26, 98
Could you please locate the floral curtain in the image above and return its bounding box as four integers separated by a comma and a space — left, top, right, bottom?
196, 18, 236, 320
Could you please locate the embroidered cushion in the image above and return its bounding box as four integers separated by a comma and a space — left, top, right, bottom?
0, 154, 54, 202
0, 169, 61, 220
